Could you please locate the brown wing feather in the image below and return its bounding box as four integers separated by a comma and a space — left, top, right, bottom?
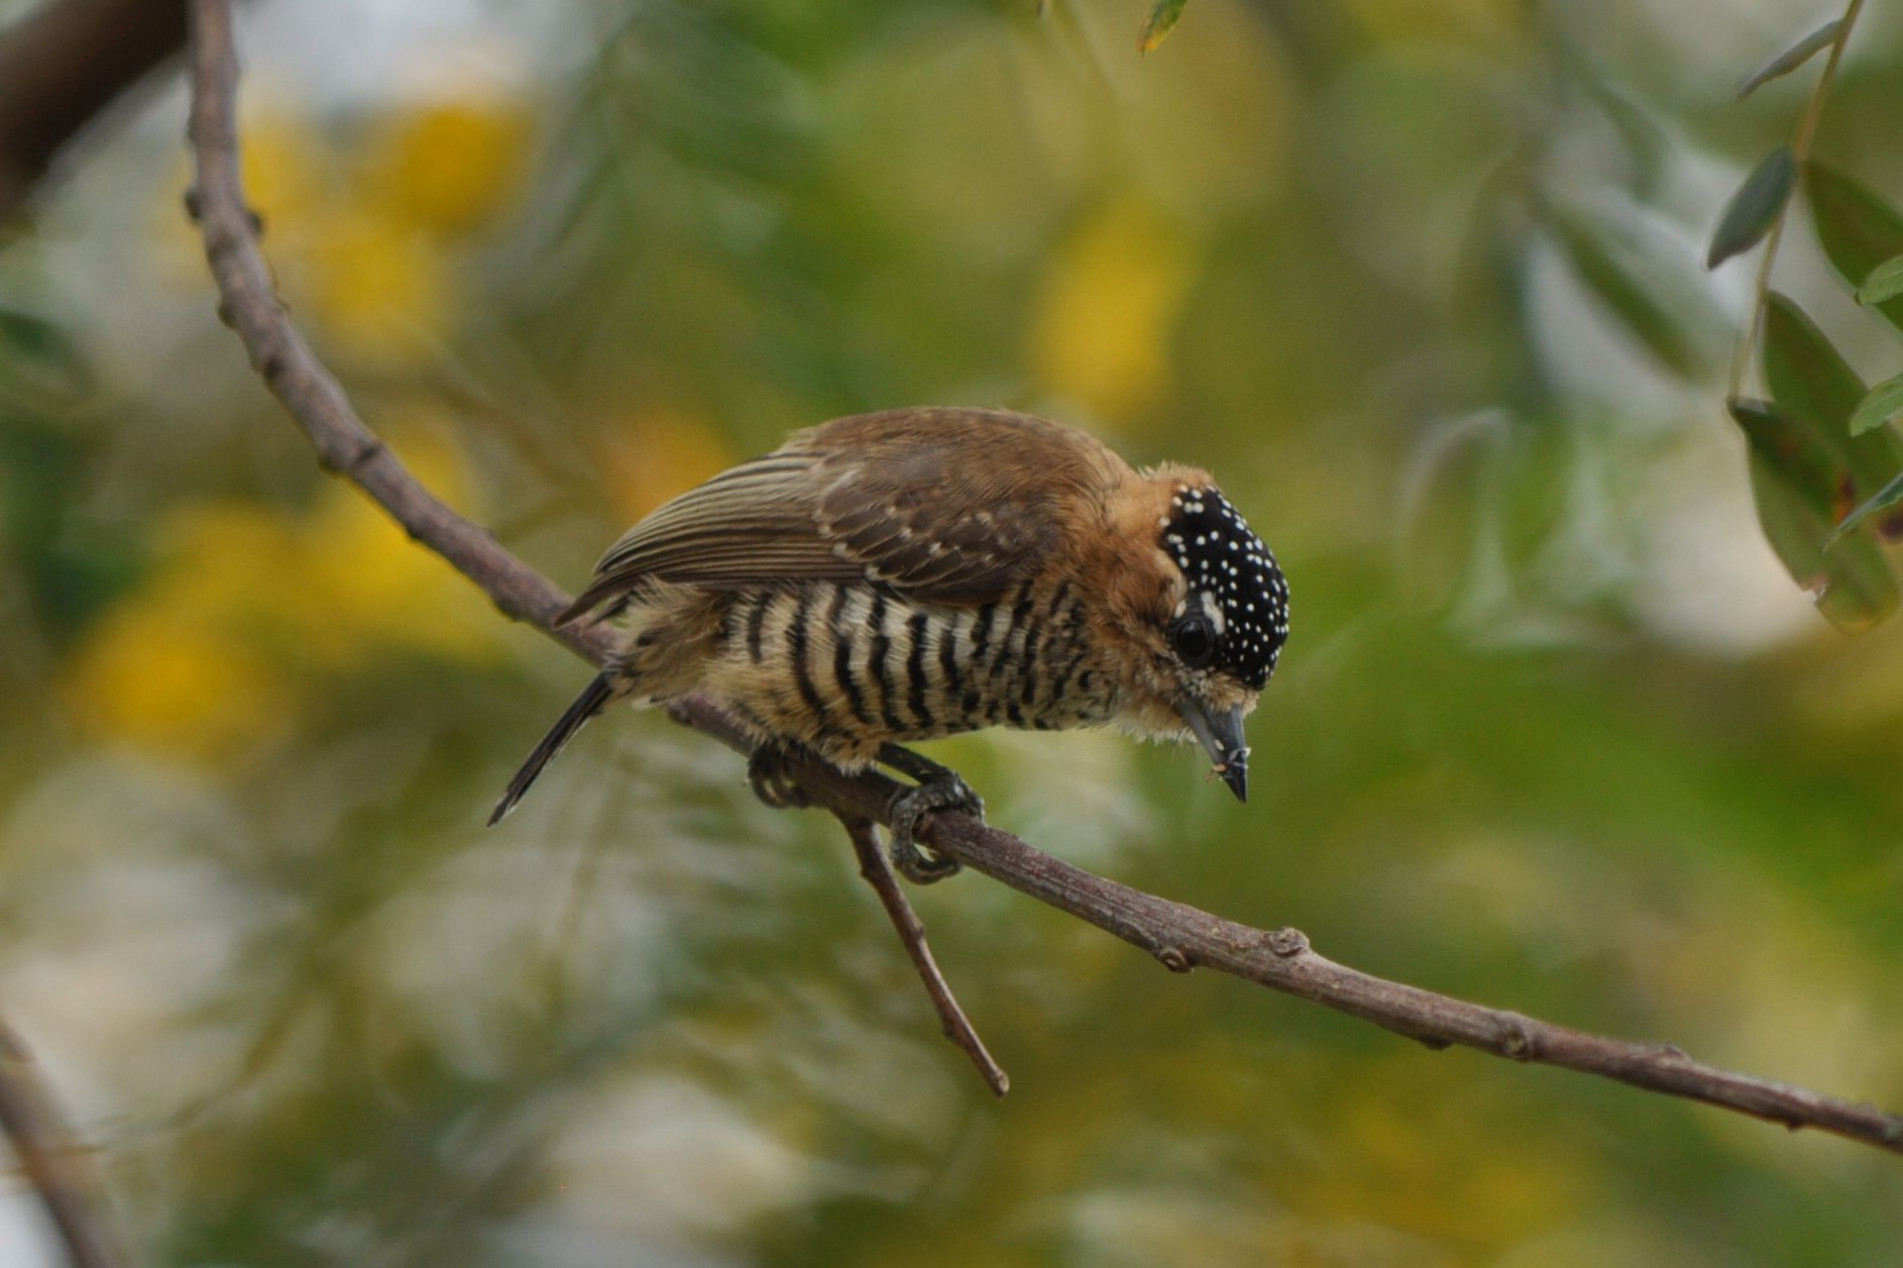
559, 407, 1129, 622
558, 453, 858, 620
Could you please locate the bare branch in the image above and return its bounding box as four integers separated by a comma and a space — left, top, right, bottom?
839, 814, 1009, 1097
0, 0, 189, 221
0, 1025, 129, 1268
670, 701, 1903, 1150
184, 0, 1903, 1155
182, 0, 604, 666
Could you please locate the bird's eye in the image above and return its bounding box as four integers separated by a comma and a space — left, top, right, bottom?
1171, 614, 1217, 668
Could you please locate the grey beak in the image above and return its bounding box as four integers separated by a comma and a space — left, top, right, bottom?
1177, 698, 1250, 803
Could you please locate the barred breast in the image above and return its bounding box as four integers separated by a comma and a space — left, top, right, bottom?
703, 580, 1116, 767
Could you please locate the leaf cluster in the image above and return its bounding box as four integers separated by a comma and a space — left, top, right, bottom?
1707, 9, 1903, 629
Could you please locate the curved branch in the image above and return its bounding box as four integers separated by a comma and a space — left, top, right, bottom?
185, 0, 1903, 1156
0, 1025, 128, 1268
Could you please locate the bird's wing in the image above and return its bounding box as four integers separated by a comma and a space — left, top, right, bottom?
558, 452, 859, 621
559, 408, 1124, 621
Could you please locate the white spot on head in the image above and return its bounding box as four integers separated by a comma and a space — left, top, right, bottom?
1198, 590, 1225, 635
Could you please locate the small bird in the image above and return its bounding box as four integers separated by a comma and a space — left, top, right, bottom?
490, 407, 1290, 880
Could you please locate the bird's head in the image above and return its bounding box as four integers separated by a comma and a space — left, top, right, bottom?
1102, 473, 1289, 802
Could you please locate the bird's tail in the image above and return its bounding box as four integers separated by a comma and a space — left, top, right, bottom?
488, 672, 617, 826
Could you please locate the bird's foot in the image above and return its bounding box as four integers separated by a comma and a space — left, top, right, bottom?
746, 745, 812, 811
879, 745, 984, 884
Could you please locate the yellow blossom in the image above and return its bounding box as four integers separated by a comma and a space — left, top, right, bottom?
239, 112, 333, 229
369, 100, 532, 237
66, 610, 289, 764
300, 422, 502, 665
63, 504, 300, 765
298, 208, 453, 369
162, 95, 533, 369
64, 427, 499, 764
1029, 200, 1196, 423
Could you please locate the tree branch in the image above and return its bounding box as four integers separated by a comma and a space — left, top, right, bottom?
184, 0, 1903, 1156
837, 813, 1009, 1097
0, 1025, 128, 1268
0, 0, 189, 222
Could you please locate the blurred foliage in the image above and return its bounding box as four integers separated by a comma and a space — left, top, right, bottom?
1703, 4, 1903, 629
1136, 0, 1190, 54
1, 0, 1902, 1265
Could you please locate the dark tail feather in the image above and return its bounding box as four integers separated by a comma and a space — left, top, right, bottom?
488, 673, 616, 826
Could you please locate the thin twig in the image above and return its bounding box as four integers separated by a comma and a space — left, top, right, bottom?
0, 1025, 128, 1268
838, 814, 1009, 1097
185, 0, 1903, 1154
1728, 0, 1865, 397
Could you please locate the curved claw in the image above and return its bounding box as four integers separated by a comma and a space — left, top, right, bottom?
746, 746, 812, 811
887, 771, 984, 885
747, 742, 983, 883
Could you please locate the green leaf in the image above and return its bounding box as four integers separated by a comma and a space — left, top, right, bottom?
1812, 536, 1898, 628
1546, 209, 1701, 378
1855, 254, 1903, 306
1727, 397, 1845, 516
1137, 0, 1188, 53
1850, 371, 1903, 438
1762, 292, 1862, 426
1806, 163, 1903, 334
1828, 468, 1903, 546
1754, 300, 1903, 624
1747, 453, 1829, 591
1742, 448, 1896, 628
1735, 20, 1843, 100
1706, 147, 1797, 269
0, 305, 89, 402
1764, 293, 1903, 487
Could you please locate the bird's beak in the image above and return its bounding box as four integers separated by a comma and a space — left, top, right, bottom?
1177, 698, 1250, 803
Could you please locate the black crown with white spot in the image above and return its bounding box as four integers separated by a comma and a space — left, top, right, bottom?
1160, 485, 1289, 690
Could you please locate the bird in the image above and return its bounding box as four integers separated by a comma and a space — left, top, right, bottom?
489, 406, 1290, 881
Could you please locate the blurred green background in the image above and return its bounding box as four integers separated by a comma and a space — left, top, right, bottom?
2, 0, 1903, 1263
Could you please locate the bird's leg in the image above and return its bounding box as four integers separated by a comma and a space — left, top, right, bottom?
746, 744, 812, 811
877, 744, 984, 884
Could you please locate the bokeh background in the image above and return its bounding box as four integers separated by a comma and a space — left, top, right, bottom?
2, 0, 1902, 1263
